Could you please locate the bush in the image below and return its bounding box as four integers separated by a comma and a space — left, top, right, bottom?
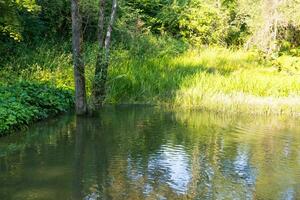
179, 0, 229, 46
0, 81, 74, 135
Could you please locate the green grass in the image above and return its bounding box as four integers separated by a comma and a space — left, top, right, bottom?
107, 47, 300, 116
1, 36, 300, 116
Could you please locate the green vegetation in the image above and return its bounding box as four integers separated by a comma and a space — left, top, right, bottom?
2, 36, 300, 116
1, 0, 300, 134
0, 81, 73, 135
109, 45, 300, 116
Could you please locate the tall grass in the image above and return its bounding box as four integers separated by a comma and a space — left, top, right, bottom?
107, 46, 300, 116
2, 36, 300, 116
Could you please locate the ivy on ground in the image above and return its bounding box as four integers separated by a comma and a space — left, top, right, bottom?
0, 81, 74, 136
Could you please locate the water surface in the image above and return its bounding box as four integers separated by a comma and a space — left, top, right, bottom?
1, 106, 300, 199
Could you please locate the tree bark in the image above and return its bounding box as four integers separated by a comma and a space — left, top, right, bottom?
92, 0, 106, 107
104, 0, 117, 52
92, 0, 117, 107
98, 0, 106, 48
71, 0, 88, 115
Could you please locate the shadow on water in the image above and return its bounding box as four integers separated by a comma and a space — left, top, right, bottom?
0, 106, 300, 199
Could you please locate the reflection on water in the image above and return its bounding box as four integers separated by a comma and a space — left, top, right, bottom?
0, 106, 300, 199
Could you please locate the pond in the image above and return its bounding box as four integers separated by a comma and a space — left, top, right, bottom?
0, 106, 300, 199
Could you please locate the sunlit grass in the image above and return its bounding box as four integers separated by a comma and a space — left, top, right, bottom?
1, 38, 300, 116
108, 46, 300, 115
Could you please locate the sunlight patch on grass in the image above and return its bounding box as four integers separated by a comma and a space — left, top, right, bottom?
175, 91, 300, 116
108, 47, 300, 115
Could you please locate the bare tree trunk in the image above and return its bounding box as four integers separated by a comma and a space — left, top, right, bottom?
104, 0, 117, 52
71, 0, 88, 115
92, 0, 117, 107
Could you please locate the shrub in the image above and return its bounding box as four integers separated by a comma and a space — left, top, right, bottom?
179, 0, 229, 46
0, 81, 73, 135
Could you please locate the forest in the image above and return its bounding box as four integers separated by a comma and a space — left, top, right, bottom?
1, 0, 300, 135
2, 1, 300, 199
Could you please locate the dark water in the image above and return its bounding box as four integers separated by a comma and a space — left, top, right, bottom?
1, 106, 300, 200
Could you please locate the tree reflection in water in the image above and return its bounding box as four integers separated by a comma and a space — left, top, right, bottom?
0, 106, 300, 199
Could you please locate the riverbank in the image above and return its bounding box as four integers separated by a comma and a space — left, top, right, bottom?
1, 37, 300, 125
108, 47, 300, 116
0, 81, 73, 136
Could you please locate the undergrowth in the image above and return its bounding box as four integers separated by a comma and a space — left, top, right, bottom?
0, 81, 73, 135
1, 35, 300, 117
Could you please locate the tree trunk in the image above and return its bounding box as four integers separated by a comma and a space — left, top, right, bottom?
104, 0, 117, 51
92, 0, 106, 107
92, 49, 108, 107
92, 0, 117, 107
71, 0, 88, 115
98, 0, 106, 48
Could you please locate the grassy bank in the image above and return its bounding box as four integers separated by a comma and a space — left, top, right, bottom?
108, 47, 300, 116
1, 37, 300, 116
0, 81, 73, 135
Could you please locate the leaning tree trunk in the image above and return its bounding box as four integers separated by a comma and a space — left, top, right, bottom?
92, 0, 117, 107
92, 0, 106, 106
71, 0, 88, 115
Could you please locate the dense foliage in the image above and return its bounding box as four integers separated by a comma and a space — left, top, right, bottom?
0, 82, 73, 135
1, 0, 300, 135
2, 36, 300, 116
1, 0, 300, 53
